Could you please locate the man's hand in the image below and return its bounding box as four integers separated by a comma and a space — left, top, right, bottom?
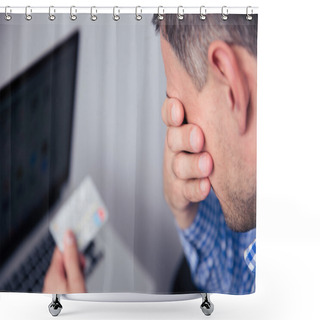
162, 98, 213, 229
43, 230, 86, 293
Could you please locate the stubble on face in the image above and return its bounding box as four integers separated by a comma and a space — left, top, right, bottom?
208, 114, 256, 233
215, 175, 256, 232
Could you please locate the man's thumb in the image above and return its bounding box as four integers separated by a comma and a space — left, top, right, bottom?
63, 230, 84, 288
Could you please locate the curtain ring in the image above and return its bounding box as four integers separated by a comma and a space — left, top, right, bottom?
5, 6, 12, 21
200, 6, 206, 21
90, 6, 97, 21
70, 6, 77, 21
157, 6, 164, 21
49, 6, 56, 21
135, 6, 142, 21
177, 6, 184, 21
221, 6, 228, 21
113, 6, 120, 21
25, 6, 32, 21
246, 6, 253, 21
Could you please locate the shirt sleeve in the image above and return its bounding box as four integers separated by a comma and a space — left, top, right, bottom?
176, 190, 256, 294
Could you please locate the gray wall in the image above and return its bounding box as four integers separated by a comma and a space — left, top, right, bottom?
0, 14, 182, 293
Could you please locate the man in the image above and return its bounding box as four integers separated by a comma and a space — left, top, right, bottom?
43, 13, 257, 294
152, 13, 257, 293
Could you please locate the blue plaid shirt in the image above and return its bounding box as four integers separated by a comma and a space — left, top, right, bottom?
177, 190, 256, 294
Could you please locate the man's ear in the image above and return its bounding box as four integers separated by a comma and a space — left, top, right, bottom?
207, 40, 250, 135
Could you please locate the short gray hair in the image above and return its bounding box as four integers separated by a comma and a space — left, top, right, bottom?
152, 14, 258, 90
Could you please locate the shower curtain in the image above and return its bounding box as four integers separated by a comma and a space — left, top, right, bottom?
0, 7, 258, 297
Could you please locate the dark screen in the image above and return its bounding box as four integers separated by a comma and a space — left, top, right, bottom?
0, 31, 79, 266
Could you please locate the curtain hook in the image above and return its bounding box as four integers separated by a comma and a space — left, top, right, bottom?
5, 6, 12, 21
221, 6, 228, 21
157, 6, 164, 21
246, 6, 253, 21
25, 6, 32, 21
200, 6, 206, 21
135, 6, 142, 21
177, 6, 184, 21
70, 6, 77, 21
90, 6, 97, 21
113, 6, 120, 21
49, 6, 56, 21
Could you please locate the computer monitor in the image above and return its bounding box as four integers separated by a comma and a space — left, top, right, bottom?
0, 31, 79, 267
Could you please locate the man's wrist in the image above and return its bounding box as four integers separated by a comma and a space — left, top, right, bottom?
178, 191, 219, 254
174, 202, 199, 230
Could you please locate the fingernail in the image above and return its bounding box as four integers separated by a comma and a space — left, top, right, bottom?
198, 154, 208, 174
200, 179, 207, 193
64, 230, 74, 247
171, 104, 179, 125
190, 127, 199, 151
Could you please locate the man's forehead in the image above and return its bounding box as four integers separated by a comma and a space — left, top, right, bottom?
160, 35, 195, 101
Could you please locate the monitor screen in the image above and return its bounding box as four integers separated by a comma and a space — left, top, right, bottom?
0, 31, 79, 266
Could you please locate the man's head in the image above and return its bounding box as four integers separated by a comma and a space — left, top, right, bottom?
153, 14, 257, 232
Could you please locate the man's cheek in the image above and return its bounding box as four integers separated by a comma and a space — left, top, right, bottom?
203, 139, 218, 187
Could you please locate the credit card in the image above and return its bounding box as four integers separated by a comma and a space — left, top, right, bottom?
50, 176, 108, 252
